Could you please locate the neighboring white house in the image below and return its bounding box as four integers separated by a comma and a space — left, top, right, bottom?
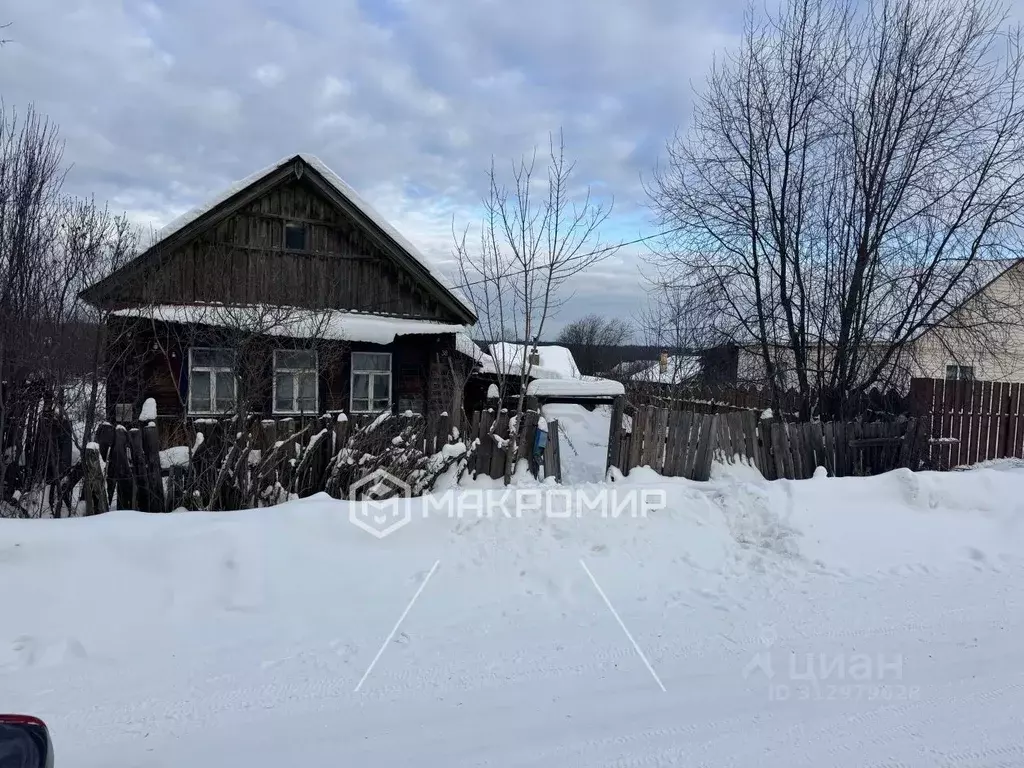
910, 259, 1024, 381
733, 259, 1024, 387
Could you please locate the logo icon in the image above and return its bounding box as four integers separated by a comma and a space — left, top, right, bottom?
349, 469, 412, 538
742, 623, 778, 680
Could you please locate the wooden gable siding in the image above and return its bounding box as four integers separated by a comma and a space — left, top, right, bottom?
108, 179, 455, 321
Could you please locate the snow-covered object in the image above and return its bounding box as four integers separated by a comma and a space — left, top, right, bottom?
336, 412, 348, 422
482, 343, 581, 379
540, 403, 610, 484
111, 305, 467, 344
152, 153, 473, 317
526, 378, 624, 398
629, 355, 702, 385
486, 384, 500, 400
536, 416, 548, 433
139, 398, 157, 421
159, 446, 191, 470
482, 342, 621, 397
455, 333, 489, 364
760, 408, 774, 420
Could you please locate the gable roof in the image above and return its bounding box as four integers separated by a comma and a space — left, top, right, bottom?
81, 153, 476, 324
481, 343, 581, 380
629, 354, 703, 384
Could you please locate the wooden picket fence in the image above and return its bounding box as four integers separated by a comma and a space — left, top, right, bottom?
909, 377, 1024, 469
462, 409, 561, 483
77, 406, 562, 514
613, 405, 924, 480
625, 381, 911, 420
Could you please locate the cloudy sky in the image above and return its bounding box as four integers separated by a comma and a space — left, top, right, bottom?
1, 0, 744, 335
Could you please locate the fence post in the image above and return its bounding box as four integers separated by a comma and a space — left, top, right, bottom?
693, 413, 719, 481
81, 443, 108, 516
606, 395, 624, 475
127, 427, 150, 511
143, 423, 166, 512
544, 418, 562, 482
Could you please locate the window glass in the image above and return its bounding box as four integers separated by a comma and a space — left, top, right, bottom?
192, 348, 234, 368
352, 352, 390, 372
189, 371, 211, 412
277, 350, 316, 369
284, 223, 307, 250
275, 373, 294, 412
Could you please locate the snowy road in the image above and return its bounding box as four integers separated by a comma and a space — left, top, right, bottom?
3, 466, 1024, 766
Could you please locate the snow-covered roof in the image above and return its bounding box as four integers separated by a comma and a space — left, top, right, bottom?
146, 153, 474, 319
112, 304, 467, 345
526, 378, 625, 398
481, 343, 581, 380
479, 342, 622, 398
455, 333, 490, 364
630, 355, 702, 384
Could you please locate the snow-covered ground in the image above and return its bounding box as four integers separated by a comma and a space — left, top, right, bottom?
3, 464, 1024, 767
543, 403, 612, 484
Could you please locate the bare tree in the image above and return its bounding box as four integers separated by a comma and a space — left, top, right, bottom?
454, 131, 619, 418
556, 313, 632, 375
648, 0, 1024, 418
0, 103, 142, 515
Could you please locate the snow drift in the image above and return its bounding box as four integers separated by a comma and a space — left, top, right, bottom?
2, 466, 1024, 766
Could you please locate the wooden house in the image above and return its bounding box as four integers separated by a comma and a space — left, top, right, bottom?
80, 154, 477, 441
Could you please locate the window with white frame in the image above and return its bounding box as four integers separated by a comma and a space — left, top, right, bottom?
351, 352, 392, 413
274, 349, 318, 414
189, 348, 237, 414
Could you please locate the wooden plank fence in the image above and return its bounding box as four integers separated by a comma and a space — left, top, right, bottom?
909, 377, 1024, 469
613, 404, 923, 480
79, 407, 561, 513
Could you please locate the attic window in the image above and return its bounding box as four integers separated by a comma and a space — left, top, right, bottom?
284, 222, 308, 250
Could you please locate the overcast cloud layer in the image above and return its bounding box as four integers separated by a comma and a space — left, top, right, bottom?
1, 0, 747, 335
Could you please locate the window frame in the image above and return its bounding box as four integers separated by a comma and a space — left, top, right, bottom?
188, 347, 237, 415
945, 364, 975, 381
283, 221, 308, 251
273, 349, 319, 415
350, 351, 393, 414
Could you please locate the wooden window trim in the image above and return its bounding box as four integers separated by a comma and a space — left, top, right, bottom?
273, 349, 319, 415
188, 347, 237, 415
350, 351, 392, 413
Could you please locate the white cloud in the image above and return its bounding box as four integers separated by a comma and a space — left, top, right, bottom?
319, 75, 353, 102
0, 0, 751, 330
252, 63, 285, 87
